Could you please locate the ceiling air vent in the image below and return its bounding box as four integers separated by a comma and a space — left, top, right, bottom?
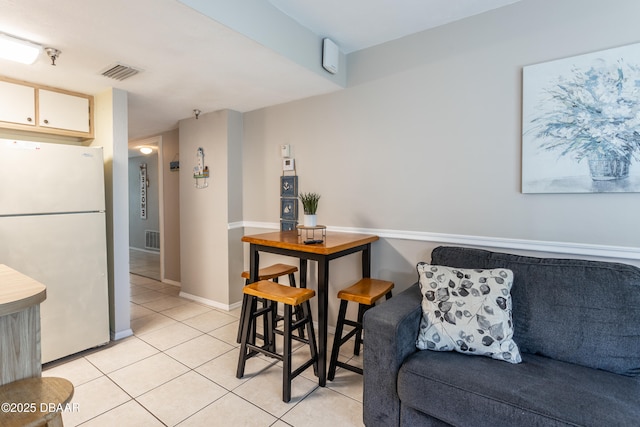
101, 63, 141, 81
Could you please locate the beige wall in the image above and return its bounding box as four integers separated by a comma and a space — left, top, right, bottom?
93, 88, 131, 340
161, 129, 181, 283
241, 0, 640, 321
179, 110, 244, 307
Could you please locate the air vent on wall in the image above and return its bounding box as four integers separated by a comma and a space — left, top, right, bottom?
145, 230, 160, 250
101, 63, 141, 81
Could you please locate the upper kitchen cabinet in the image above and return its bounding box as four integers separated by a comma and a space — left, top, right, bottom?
0, 76, 94, 140
0, 80, 35, 126
39, 89, 90, 133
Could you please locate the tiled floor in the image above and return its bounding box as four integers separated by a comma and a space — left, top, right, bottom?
43, 274, 365, 426
130, 249, 160, 281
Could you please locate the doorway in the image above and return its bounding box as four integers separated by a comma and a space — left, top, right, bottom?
128, 136, 162, 281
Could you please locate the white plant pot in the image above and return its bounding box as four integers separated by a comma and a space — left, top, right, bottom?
303, 214, 317, 227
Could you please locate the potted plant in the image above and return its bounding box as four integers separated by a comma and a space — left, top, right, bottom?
529, 59, 640, 180
299, 192, 320, 227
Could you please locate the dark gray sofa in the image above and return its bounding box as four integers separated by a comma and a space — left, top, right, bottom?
363, 246, 640, 426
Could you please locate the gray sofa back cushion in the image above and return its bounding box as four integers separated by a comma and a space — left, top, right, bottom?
430, 246, 640, 376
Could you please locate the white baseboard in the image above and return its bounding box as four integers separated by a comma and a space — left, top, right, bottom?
162, 278, 181, 287
111, 328, 134, 341
179, 291, 237, 312
238, 221, 640, 260
129, 246, 160, 255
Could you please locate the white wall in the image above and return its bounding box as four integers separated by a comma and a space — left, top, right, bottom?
241, 0, 640, 323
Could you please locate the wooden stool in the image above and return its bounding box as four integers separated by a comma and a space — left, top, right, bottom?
236, 280, 318, 403
328, 278, 394, 380
0, 377, 74, 427
236, 263, 302, 344
240, 263, 298, 285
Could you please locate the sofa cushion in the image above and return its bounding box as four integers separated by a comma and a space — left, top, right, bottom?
416, 263, 521, 364
430, 246, 640, 376
397, 350, 640, 427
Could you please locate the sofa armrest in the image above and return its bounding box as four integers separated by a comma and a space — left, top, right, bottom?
363, 282, 422, 427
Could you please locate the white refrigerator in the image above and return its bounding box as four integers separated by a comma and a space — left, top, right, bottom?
0, 139, 110, 363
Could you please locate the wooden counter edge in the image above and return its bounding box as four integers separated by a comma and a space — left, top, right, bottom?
0, 265, 47, 317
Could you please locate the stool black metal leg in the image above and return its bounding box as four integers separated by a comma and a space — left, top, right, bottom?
236, 279, 251, 344
236, 294, 255, 378
303, 300, 319, 376
328, 300, 348, 381
283, 304, 292, 403
354, 304, 368, 356
289, 273, 305, 339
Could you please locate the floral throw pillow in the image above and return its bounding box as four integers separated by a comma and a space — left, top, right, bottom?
416, 263, 522, 364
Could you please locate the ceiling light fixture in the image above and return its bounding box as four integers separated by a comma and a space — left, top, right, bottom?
0, 33, 42, 64
45, 47, 61, 66
139, 147, 153, 155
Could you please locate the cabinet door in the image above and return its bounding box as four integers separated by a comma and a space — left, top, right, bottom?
0, 80, 35, 125
39, 89, 90, 133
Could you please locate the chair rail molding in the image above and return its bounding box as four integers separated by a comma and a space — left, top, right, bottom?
236, 221, 640, 261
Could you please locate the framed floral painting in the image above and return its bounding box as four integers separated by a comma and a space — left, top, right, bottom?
522, 42, 640, 193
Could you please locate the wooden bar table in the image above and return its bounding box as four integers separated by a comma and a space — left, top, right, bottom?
0, 264, 47, 386
241, 230, 379, 387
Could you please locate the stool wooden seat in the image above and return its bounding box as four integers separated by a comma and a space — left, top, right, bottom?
237, 280, 318, 403
328, 278, 394, 380
237, 263, 303, 344
0, 377, 74, 427
240, 263, 298, 282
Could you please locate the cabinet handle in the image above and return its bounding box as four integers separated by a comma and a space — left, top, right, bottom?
43, 119, 49, 124
27, 117, 32, 122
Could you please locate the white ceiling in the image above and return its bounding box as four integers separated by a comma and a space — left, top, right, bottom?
0, 0, 520, 147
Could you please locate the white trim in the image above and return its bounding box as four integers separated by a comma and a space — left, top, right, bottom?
179, 291, 235, 311
162, 278, 181, 287
237, 221, 277, 230
111, 328, 134, 341
235, 221, 640, 260
129, 246, 159, 255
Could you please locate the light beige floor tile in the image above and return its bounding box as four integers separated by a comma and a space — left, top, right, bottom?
157, 284, 181, 296
234, 364, 318, 418
325, 363, 364, 403
228, 305, 243, 318
130, 289, 166, 305
85, 336, 159, 373
141, 295, 190, 312
182, 309, 238, 333
129, 274, 156, 286
281, 386, 364, 427
130, 285, 150, 297
270, 421, 292, 427
207, 320, 241, 347
60, 376, 131, 427
80, 400, 164, 427
165, 334, 235, 368
42, 356, 103, 387
161, 301, 212, 321
177, 392, 276, 427
137, 371, 226, 426
137, 322, 203, 351
130, 303, 155, 320
195, 348, 273, 390
108, 352, 189, 397
131, 312, 178, 335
